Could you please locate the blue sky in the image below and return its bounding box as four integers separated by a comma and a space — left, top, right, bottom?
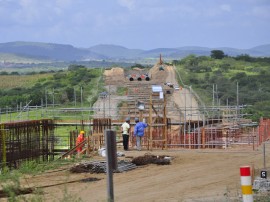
0, 0, 269, 50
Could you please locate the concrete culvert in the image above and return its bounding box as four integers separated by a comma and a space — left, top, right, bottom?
128, 75, 134, 81
137, 77, 142, 81
145, 76, 150, 81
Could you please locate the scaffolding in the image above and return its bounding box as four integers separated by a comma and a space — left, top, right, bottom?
148, 87, 168, 150
0, 78, 262, 152
0, 103, 260, 149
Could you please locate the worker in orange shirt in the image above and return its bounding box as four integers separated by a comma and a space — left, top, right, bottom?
76, 130, 85, 153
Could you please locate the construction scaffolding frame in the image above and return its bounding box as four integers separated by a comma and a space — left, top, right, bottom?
148, 90, 168, 150
0, 80, 264, 153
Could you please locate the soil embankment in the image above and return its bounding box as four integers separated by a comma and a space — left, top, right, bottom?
94, 65, 200, 122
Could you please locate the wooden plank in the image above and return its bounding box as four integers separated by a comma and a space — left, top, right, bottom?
58, 139, 87, 159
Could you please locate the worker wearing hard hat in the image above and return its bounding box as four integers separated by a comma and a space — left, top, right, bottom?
121, 117, 131, 151
76, 130, 85, 153
134, 117, 148, 151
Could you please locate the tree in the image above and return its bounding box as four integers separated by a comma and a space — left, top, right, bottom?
211, 50, 225, 59
68, 64, 86, 71
0, 71, 8, 75
65, 87, 74, 101
235, 54, 253, 62
219, 63, 231, 72
10, 71, 19, 75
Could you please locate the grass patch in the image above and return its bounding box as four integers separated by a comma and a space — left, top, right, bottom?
0, 106, 97, 123
0, 74, 53, 89
116, 86, 127, 96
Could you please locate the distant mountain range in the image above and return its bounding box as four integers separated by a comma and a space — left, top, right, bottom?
0, 41, 270, 62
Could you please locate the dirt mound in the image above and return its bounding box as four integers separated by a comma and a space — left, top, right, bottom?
148, 63, 168, 83
104, 64, 167, 85
104, 67, 125, 85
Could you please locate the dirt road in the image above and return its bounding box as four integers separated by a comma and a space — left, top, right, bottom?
165, 65, 200, 121
16, 146, 267, 202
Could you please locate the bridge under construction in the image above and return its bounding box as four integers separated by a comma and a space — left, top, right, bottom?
1, 61, 269, 169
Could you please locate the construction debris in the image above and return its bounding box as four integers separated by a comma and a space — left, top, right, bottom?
70, 161, 106, 173
117, 160, 137, 172
69, 160, 137, 173
69, 154, 171, 174
253, 178, 270, 192
131, 153, 172, 166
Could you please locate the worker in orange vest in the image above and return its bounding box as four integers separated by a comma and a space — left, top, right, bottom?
76, 130, 85, 153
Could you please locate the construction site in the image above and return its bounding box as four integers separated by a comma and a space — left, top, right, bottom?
1, 57, 270, 201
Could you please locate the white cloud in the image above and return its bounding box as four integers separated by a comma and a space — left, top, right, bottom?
220, 4, 231, 12
117, 0, 136, 10
56, 0, 72, 8
13, 0, 40, 24
0, 0, 13, 2
251, 6, 270, 18
19, 0, 35, 9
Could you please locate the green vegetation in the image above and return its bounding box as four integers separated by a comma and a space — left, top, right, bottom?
116, 86, 128, 96
0, 65, 104, 109
130, 63, 152, 69
173, 54, 270, 121
1, 55, 270, 122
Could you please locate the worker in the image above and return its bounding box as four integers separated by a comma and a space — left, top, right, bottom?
121, 117, 131, 151
76, 130, 85, 153
134, 117, 148, 151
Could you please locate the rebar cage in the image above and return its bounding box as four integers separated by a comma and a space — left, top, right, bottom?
0, 119, 55, 169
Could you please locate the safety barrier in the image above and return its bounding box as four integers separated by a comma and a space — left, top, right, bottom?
240, 166, 253, 202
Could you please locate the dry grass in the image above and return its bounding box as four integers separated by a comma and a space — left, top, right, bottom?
0, 74, 52, 89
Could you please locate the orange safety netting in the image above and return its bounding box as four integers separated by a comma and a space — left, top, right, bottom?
258, 118, 270, 144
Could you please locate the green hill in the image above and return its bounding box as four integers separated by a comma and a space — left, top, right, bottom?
173, 55, 270, 121
0, 41, 270, 64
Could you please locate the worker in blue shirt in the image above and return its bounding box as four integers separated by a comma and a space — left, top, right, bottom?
134, 117, 148, 151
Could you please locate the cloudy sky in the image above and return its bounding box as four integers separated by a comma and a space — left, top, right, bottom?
0, 0, 269, 49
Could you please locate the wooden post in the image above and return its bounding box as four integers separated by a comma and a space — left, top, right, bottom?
149, 94, 153, 151
163, 94, 167, 150
139, 110, 143, 122
202, 127, 205, 149
86, 136, 90, 155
